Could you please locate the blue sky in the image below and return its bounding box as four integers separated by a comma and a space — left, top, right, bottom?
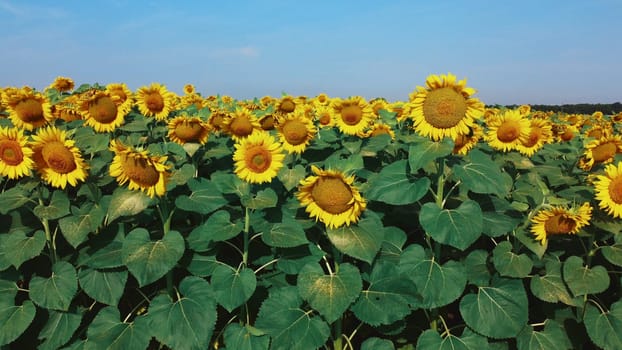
1, 0, 621, 105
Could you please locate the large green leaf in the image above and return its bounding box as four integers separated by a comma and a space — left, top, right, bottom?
514, 227, 546, 259
59, 203, 105, 248
452, 149, 512, 196
87, 306, 151, 350
408, 138, 453, 172
326, 213, 385, 263
0, 187, 33, 214
365, 160, 430, 205
147, 277, 217, 350
464, 249, 491, 286
211, 265, 257, 312
33, 190, 70, 220
492, 241, 533, 278
186, 210, 243, 247
0, 300, 36, 346
105, 188, 153, 225
38, 310, 82, 350
78, 233, 124, 269
516, 319, 572, 350
399, 244, 466, 308
601, 234, 622, 267
298, 262, 362, 323
29, 261, 78, 311
78, 268, 127, 306
481, 210, 521, 237
459, 277, 528, 339
530, 256, 581, 306
419, 200, 483, 251
584, 301, 622, 350
3, 230, 46, 269
351, 261, 419, 326
241, 188, 278, 209
223, 323, 270, 350
278, 164, 307, 191
175, 178, 228, 214
260, 216, 308, 248
121, 228, 185, 287
186, 252, 220, 277
255, 286, 330, 350
361, 337, 395, 350
416, 329, 488, 350
562, 256, 609, 296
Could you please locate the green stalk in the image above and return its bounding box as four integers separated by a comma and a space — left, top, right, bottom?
158, 200, 175, 298
38, 194, 57, 264
331, 243, 343, 350
242, 206, 250, 266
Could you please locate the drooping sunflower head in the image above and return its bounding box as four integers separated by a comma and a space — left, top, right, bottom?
483, 109, 531, 152
109, 139, 171, 198
52, 95, 84, 122
222, 107, 262, 141
518, 104, 531, 116
530, 202, 592, 245
3, 89, 54, 130
584, 123, 613, 139
79, 90, 127, 133
408, 73, 485, 141
232, 131, 285, 184
167, 116, 211, 145
31, 126, 88, 189
516, 118, 554, 157
331, 96, 374, 135
452, 124, 483, 155
276, 111, 317, 154
594, 161, 622, 218
47, 76, 75, 92
578, 135, 622, 171
135, 83, 177, 121
0, 126, 34, 180
296, 165, 366, 229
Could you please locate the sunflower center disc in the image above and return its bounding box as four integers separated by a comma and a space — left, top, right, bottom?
175, 121, 204, 141
523, 127, 542, 147
279, 100, 296, 113
14, 98, 45, 123
608, 177, 622, 204
318, 113, 331, 125
230, 116, 254, 137
282, 120, 308, 145
422, 87, 467, 129
592, 142, 617, 163
145, 92, 164, 112
123, 157, 160, 187
89, 96, 118, 123
260, 115, 275, 130
311, 176, 353, 215
497, 121, 521, 143
341, 105, 363, 125
41, 141, 77, 174
245, 146, 272, 173
0, 140, 24, 166
544, 214, 576, 235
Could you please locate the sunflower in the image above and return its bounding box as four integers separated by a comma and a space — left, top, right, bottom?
135, 83, 177, 121
578, 135, 622, 171
106, 83, 134, 114
555, 124, 579, 142
313, 105, 335, 128
312, 93, 331, 107
260, 95, 275, 108
178, 93, 206, 110
275, 95, 299, 115
389, 102, 409, 123
594, 162, 622, 218
109, 140, 171, 198
516, 118, 554, 157
0, 126, 34, 179
452, 124, 483, 155
360, 122, 396, 140
484, 109, 531, 152
369, 98, 389, 118
518, 104, 531, 116
530, 203, 592, 245
47, 76, 75, 92
222, 107, 262, 142
331, 96, 374, 135
276, 111, 317, 154
232, 132, 285, 184
408, 73, 485, 141
79, 90, 128, 132
297, 165, 366, 229
183, 84, 196, 95
167, 116, 211, 145
52, 95, 83, 122
584, 123, 613, 139
3, 89, 54, 130
31, 126, 88, 189
258, 114, 277, 130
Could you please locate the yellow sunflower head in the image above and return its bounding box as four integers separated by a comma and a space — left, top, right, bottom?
388, 102, 409, 123
0, 126, 34, 180
360, 122, 396, 140
518, 104, 531, 116
578, 135, 622, 171
312, 93, 331, 107
516, 118, 554, 157
296, 165, 366, 229
47, 76, 75, 92
222, 107, 262, 142
106, 83, 134, 113
369, 98, 389, 117
408, 73, 485, 141
530, 202, 592, 245
79, 90, 127, 133
276, 95, 299, 115
554, 124, 578, 142
483, 109, 531, 152
276, 111, 317, 154
331, 96, 374, 135
31, 126, 88, 189
52, 95, 84, 122
313, 105, 335, 128
135, 83, 177, 121
594, 161, 622, 218
109, 139, 171, 198
584, 123, 613, 139
452, 124, 483, 155
167, 116, 211, 145
3, 89, 54, 130
232, 131, 285, 184
183, 84, 196, 95
178, 93, 206, 110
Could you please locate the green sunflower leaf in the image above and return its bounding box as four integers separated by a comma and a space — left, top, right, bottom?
601, 238, 622, 267
241, 187, 278, 209
3, 230, 46, 269
278, 164, 307, 191
33, 190, 70, 220
223, 323, 270, 350
297, 262, 362, 323
121, 228, 185, 287
326, 213, 385, 263
211, 265, 257, 312
0, 300, 36, 346
530, 256, 581, 306
147, 276, 217, 350
38, 310, 82, 350
0, 187, 33, 215
186, 251, 220, 277
452, 149, 513, 197
186, 210, 243, 246
464, 249, 491, 286
516, 319, 572, 350
78, 267, 127, 306
175, 178, 228, 215
29, 261, 78, 311
562, 256, 610, 296
584, 301, 622, 350
361, 337, 395, 350
416, 329, 488, 350
459, 277, 528, 339
408, 137, 454, 172
87, 306, 151, 350
105, 187, 153, 225
260, 216, 308, 248
419, 200, 483, 251
492, 241, 534, 278
59, 202, 105, 248
365, 160, 431, 205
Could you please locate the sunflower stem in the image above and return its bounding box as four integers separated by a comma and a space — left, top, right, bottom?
159, 199, 175, 298
37, 191, 57, 265
242, 206, 250, 266
331, 238, 343, 350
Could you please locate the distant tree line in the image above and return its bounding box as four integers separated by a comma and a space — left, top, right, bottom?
490, 102, 622, 115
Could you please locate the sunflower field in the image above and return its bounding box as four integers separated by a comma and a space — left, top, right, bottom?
1, 74, 622, 350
